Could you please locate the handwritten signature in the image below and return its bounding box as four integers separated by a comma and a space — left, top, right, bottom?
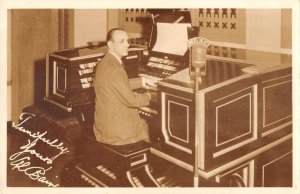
9, 112, 70, 187
10, 156, 58, 187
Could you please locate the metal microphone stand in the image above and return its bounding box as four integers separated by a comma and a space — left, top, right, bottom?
193, 67, 201, 187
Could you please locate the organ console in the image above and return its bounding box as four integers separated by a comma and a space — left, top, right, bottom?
44, 45, 145, 112
41, 13, 292, 187
44, 45, 105, 112
152, 50, 292, 187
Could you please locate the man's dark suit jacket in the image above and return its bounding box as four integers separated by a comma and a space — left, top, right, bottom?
93, 53, 150, 145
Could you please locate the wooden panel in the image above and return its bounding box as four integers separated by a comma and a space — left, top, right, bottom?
107, 9, 119, 31
205, 85, 257, 157
262, 152, 292, 187
58, 9, 74, 49
162, 92, 194, 154
200, 75, 257, 170
246, 9, 282, 53
169, 102, 189, 140
254, 139, 292, 187
216, 94, 252, 146
73, 10, 107, 47
281, 9, 292, 49
263, 81, 291, 125
215, 160, 254, 187
10, 9, 60, 122
257, 67, 292, 137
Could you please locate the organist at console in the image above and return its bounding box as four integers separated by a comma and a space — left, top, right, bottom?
35, 12, 292, 187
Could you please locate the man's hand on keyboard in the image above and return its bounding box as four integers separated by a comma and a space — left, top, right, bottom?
148, 90, 158, 102
142, 77, 157, 90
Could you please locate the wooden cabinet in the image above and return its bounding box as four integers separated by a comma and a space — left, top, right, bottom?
212, 139, 292, 187
154, 53, 292, 187
254, 140, 292, 187
215, 160, 255, 187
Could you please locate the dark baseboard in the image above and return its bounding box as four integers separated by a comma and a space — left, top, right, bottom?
7, 121, 12, 130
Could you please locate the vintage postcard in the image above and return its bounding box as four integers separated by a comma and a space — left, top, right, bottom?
1, 0, 299, 194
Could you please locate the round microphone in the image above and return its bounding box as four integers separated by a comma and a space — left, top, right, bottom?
191, 44, 207, 68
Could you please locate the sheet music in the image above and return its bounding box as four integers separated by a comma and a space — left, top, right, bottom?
152, 23, 192, 56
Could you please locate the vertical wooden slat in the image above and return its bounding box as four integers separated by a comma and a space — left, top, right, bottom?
281, 9, 292, 49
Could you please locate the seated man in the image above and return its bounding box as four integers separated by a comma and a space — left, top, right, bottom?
93, 28, 153, 145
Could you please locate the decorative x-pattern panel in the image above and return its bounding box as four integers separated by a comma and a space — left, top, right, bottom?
191, 8, 246, 44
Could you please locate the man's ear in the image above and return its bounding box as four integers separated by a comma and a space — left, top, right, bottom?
107, 41, 113, 49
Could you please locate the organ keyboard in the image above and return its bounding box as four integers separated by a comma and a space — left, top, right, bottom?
140, 56, 183, 78
72, 161, 184, 187
73, 162, 161, 187
96, 164, 117, 180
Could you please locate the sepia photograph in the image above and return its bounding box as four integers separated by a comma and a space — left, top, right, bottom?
1, 0, 300, 193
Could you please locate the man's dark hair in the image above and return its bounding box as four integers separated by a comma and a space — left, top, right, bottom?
106, 28, 126, 42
